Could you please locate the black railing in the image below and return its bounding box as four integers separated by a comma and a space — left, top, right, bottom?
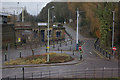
94, 39, 112, 59
2, 68, 119, 80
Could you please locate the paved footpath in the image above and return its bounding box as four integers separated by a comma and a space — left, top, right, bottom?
2, 29, 72, 63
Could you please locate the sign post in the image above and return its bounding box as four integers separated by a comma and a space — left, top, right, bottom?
79, 46, 82, 50
112, 47, 116, 58
79, 46, 82, 60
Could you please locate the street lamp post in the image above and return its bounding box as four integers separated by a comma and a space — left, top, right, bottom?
47, 6, 54, 62
17, 2, 20, 22
112, 11, 115, 57
76, 9, 84, 50
76, 9, 79, 50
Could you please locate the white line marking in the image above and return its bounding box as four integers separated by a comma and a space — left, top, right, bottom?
90, 52, 92, 54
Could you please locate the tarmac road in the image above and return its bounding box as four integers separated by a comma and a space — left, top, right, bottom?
2, 25, 118, 79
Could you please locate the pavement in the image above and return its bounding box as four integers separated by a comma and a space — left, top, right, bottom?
2, 25, 84, 69
2, 59, 84, 69
2, 29, 71, 63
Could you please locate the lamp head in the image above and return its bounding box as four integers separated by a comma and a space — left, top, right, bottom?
51, 6, 55, 9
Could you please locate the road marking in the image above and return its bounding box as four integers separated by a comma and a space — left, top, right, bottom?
90, 52, 92, 54
86, 68, 89, 70
104, 67, 106, 69
94, 50, 104, 58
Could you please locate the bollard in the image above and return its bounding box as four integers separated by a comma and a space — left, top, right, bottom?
41, 44, 42, 47
22, 67, 24, 80
70, 47, 71, 51
46, 48, 47, 53
60, 43, 61, 47
73, 50, 74, 55
100, 48, 101, 53
40, 72, 42, 79
32, 73, 33, 80
32, 49, 34, 56
45, 43, 47, 47
80, 55, 82, 60
66, 42, 67, 46
58, 47, 59, 51
19, 51, 22, 58
94, 67, 96, 79
7, 77, 9, 80
111, 68, 113, 78
96, 45, 98, 50
5, 53, 7, 61
109, 53, 111, 59
106, 52, 108, 57
49, 71, 51, 78
52, 40, 54, 44
97, 45, 99, 51
98, 46, 100, 52
53, 44, 54, 48
71, 40, 72, 45
57, 40, 58, 44
61, 49, 62, 53
94, 44, 96, 49
103, 50, 105, 55
15, 75, 16, 80
53, 44, 55, 48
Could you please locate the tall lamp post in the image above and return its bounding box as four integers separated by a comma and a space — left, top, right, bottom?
76, 9, 84, 50
112, 11, 115, 57
47, 6, 54, 62
17, 2, 20, 22
76, 9, 79, 50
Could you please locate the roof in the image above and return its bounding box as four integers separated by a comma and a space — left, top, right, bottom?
15, 22, 32, 30
0, 12, 9, 16
38, 23, 47, 26
15, 22, 32, 27
15, 26, 32, 30
52, 23, 63, 28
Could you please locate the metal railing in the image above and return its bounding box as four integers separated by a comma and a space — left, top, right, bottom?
2, 68, 119, 80
94, 39, 112, 59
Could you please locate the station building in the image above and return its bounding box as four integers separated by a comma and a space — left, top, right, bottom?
1, 12, 65, 49
37, 23, 65, 42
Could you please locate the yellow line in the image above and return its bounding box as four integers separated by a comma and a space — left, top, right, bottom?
94, 50, 104, 59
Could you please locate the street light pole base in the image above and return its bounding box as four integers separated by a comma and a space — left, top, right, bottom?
47, 54, 49, 62
76, 44, 79, 50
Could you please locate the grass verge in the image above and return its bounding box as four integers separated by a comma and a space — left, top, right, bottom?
4, 53, 74, 65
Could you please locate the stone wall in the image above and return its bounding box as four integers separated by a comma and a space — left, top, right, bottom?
2, 24, 15, 49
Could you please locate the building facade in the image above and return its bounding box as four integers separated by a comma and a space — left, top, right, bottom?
1, 12, 66, 49
38, 23, 65, 42
1, 12, 15, 49
15, 22, 39, 45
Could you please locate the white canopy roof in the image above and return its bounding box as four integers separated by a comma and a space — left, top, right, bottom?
38, 23, 47, 26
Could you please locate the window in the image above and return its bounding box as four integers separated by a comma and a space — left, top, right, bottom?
56, 31, 61, 37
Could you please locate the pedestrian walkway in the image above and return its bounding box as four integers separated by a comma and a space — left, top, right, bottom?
3, 58, 83, 69
2, 28, 75, 64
